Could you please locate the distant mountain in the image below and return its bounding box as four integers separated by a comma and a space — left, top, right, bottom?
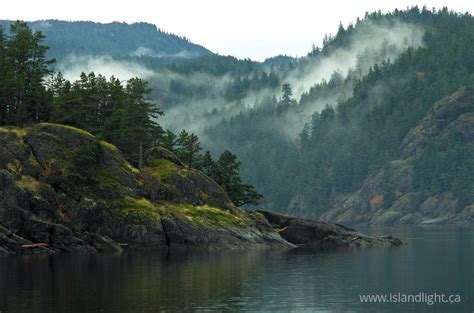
262, 55, 296, 67
0, 20, 212, 60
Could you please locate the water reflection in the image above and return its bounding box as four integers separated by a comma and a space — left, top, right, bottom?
0, 226, 472, 313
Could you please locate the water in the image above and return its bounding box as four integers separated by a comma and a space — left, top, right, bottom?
0, 226, 472, 312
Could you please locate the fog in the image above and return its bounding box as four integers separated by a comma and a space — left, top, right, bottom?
57, 55, 155, 82
55, 19, 425, 143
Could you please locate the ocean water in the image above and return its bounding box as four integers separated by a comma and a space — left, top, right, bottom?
0, 226, 472, 312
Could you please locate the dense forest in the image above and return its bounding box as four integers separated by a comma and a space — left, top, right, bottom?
200, 7, 474, 222
0, 20, 210, 62
0, 21, 261, 208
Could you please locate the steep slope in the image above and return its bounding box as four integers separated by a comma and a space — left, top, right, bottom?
320, 87, 474, 225
0, 123, 290, 254
0, 20, 211, 60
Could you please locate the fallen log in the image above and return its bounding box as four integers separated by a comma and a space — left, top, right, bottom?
276, 226, 288, 234
21, 243, 49, 249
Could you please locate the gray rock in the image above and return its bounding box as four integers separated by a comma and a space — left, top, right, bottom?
258, 210, 403, 248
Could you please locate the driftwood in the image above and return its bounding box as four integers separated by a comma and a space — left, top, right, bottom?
21, 243, 49, 249
276, 226, 289, 234
118, 243, 128, 247
350, 236, 360, 242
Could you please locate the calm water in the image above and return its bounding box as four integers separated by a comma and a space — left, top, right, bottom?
0, 226, 472, 313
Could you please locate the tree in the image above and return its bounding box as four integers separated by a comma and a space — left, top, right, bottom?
215, 150, 262, 206
121, 78, 163, 168
157, 129, 178, 152
277, 83, 296, 114
0, 21, 54, 126
199, 150, 217, 177
176, 129, 202, 170
0, 27, 7, 125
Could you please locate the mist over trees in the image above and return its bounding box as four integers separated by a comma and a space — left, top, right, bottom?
1, 7, 473, 217
200, 7, 474, 216
0, 21, 261, 208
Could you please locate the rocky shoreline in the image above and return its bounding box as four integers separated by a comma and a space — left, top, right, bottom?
0, 123, 403, 256
0, 210, 403, 255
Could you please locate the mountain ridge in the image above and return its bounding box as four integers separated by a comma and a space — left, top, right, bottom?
0, 19, 212, 61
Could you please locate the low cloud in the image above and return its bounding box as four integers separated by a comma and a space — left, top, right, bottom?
57, 54, 155, 81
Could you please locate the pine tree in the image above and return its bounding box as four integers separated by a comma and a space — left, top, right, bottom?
158, 129, 178, 152
5, 21, 54, 125
215, 150, 263, 206
120, 78, 162, 168
176, 129, 202, 170
199, 150, 217, 177
277, 83, 296, 114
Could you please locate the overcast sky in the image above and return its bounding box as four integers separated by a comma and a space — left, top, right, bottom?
2, 0, 474, 60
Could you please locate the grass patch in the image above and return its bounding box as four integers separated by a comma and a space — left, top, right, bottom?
99, 140, 119, 153
118, 196, 162, 223
147, 159, 177, 178
38, 123, 95, 139
15, 175, 41, 192
165, 204, 250, 227
0, 127, 28, 138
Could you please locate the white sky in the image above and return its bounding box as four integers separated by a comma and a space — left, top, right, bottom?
2, 0, 474, 61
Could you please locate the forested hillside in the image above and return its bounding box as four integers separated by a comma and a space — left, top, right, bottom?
0, 20, 211, 61
195, 7, 474, 224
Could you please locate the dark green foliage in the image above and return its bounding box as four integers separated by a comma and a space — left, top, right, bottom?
156, 129, 178, 152
413, 141, 474, 208
66, 141, 103, 186
176, 129, 202, 170
0, 22, 163, 167
49, 72, 163, 167
278, 83, 297, 113
0, 21, 54, 126
199, 150, 262, 207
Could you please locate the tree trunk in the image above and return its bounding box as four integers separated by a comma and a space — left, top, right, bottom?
138, 139, 143, 169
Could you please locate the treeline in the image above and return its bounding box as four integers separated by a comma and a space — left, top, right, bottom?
0, 21, 261, 207
49, 72, 161, 167
204, 7, 474, 215
0, 20, 210, 61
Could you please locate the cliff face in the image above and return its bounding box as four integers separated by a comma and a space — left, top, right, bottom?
0, 123, 291, 254
317, 87, 474, 225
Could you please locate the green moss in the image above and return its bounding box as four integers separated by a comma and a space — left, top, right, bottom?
38, 123, 95, 139
118, 196, 162, 223
147, 159, 177, 178
99, 140, 119, 153
0, 126, 28, 138
165, 204, 249, 227
15, 175, 41, 192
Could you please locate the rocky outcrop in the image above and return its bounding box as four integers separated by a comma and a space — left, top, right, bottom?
0, 123, 294, 254
259, 211, 403, 248
0, 123, 405, 254
314, 87, 474, 225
